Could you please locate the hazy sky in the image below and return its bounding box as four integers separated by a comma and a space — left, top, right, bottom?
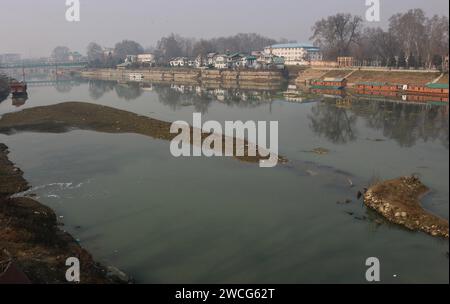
1, 0, 448, 57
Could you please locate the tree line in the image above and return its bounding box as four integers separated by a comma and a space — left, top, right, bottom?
76, 8, 448, 69
311, 9, 449, 69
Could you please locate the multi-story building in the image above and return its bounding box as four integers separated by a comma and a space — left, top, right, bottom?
137, 54, 155, 65
264, 43, 322, 66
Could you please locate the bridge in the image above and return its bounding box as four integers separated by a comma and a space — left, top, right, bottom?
0, 61, 88, 69
26, 79, 77, 87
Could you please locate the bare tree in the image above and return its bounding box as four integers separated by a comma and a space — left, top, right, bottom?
114, 40, 144, 61
86, 42, 104, 65
389, 9, 427, 64
425, 15, 449, 68
310, 13, 363, 60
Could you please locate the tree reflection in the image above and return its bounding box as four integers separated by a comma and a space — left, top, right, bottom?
55, 81, 73, 93
114, 82, 142, 100
308, 101, 358, 144
88, 80, 116, 99
154, 84, 213, 114
309, 98, 449, 148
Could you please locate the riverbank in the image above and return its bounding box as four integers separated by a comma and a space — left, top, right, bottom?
0, 75, 10, 102
364, 176, 449, 238
80, 68, 285, 85
0, 143, 132, 283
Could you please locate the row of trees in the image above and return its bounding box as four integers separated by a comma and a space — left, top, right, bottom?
153, 33, 280, 63
84, 33, 281, 67
311, 9, 449, 69
81, 8, 448, 69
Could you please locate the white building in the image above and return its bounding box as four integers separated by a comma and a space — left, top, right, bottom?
137, 54, 155, 64
235, 55, 257, 69
264, 43, 322, 66
169, 57, 189, 67
213, 54, 229, 69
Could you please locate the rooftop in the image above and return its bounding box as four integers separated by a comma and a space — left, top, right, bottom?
267, 43, 319, 50
426, 83, 449, 89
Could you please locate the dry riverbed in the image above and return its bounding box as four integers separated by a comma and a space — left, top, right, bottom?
364, 176, 449, 238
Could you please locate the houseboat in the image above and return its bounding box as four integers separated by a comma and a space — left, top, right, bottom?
310, 77, 347, 90
355, 82, 401, 92
404, 83, 449, 97
9, 80, 27, 96
310, 87, 346, 98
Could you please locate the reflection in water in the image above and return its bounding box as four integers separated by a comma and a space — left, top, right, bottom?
308, 101, 358, 144
0, 92, 8, 103
0, 76, 448, 284
87, 79, 283, 113
88, 80, 116, 100
12, 95, 28, 107
83, 79, 450, 149
309, 99, 449, 148
115, 82, 143, 100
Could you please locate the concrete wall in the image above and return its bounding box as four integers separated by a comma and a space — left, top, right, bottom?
80, 68, 284, 84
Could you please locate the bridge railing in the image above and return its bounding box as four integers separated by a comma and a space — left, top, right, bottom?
0, 62, 89, 69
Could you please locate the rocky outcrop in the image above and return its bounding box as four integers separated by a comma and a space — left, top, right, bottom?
364, 176, 449, 238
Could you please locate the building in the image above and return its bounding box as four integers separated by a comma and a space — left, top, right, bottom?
103, 48, 115, 58
206, 53, 217, 66
68, 51, 83, 62
237, 55, 257, 68
213, 54, 229, 69
264, 43, 322, 66
256, 53, 285, 69
338, 57, 354, 67
137, 54, 155, 65
125, 55, 138, 64
169, 57, 189, 67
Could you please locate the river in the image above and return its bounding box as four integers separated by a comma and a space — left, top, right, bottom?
0, 78, 448, 283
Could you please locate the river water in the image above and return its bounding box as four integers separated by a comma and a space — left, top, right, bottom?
0, 78, 448, 283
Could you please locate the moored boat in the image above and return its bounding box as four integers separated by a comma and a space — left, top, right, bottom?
10, 80, 28, 96
310, 77, 347, 90
404, 83, 449, 97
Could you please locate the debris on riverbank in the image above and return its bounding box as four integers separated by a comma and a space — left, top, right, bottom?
0, 102, 287, 165
0, 143, 130, 284
364, 176, 449, 238
302, 147, 330, 155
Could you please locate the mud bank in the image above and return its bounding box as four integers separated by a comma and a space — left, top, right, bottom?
0, 102, 286, 164
0, 143, 131, 283
364, 176, 449, 238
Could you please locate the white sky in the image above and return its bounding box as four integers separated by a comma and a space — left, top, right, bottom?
0, 0, 448, 57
